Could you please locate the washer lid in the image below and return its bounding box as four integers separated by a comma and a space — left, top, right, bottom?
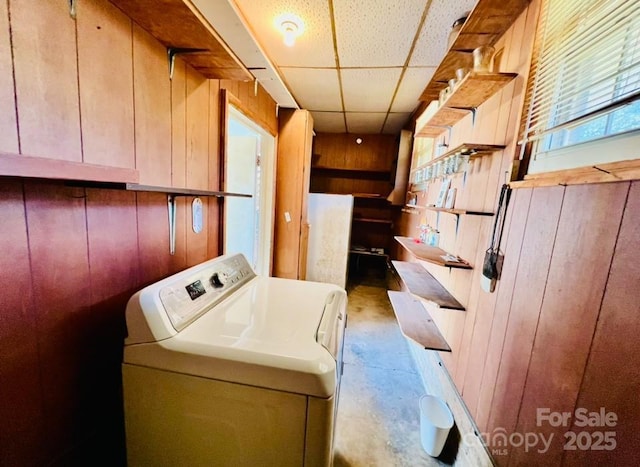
124, 276, 347, 397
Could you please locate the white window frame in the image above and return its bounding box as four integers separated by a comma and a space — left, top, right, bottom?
522, 0, 640, 175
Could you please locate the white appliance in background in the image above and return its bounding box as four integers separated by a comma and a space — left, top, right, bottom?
306, 194, 354, 289
122, 253, 347, 467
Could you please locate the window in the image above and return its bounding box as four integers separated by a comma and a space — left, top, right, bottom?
521, 0, 640, 174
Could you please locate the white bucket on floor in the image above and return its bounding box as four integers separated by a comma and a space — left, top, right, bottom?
419, 395, 454, 457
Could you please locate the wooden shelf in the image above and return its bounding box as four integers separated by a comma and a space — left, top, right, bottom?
352, 193, 389, 200
388, 291, 451, 351
392, 261, 465, 310
123, 184, 251, 198
416, 73, 517, 137
0, 152, 138, 184
311, 167, 391, 181
107, 0, 251, 80
0, 153, 250, 198
350, 249, 389, 258
418, 0, 530, 103
424, 206, 494, 216
414, 143, 506, 171
395, 236, 472, 269
352, 217, 393, 225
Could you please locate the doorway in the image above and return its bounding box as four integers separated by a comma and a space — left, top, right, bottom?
223, 105, 276, 276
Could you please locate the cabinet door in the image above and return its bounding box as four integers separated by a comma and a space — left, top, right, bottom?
11, 0, 81, 160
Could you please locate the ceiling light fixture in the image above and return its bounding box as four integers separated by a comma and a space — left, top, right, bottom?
356, 138, 363, 145
276, 14, 304, 47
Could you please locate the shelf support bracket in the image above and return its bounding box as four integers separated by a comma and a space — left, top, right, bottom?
167, 48, 208, 80
470, 107, 478, 125
68, 0, 77, 18
449, 106, 478, 125
168, 195, 177, 255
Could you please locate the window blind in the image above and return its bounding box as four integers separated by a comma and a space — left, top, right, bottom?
521, 0, 640, 152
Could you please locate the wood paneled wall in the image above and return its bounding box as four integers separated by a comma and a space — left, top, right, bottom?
0, 0, 277, 464
310, 133, 397, 195
397, 0, 640, 464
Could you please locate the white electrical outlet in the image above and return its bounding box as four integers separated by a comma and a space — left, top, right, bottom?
284, 212, 291, 223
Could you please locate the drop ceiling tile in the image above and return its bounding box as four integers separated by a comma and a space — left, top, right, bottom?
341, 68, 402, 112
345, 112, 386, 134
334, 0, 427, 67
311, 112, 346, 133
281, 68, 341, 111
410, 0, 477, 67
383, 112, 412, 134
234, 0, 335, 68
391, 67, 436, 112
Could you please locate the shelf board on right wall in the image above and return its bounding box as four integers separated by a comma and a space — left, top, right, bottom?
416, 73, 517, 137
395, 236, 472, 269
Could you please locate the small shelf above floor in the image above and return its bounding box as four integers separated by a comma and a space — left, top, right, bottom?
392, 261, 465, 310
352, 217, 393, 225
415, 73, 517, 138
395, 236, 472, 269
352, 193, 390, 200
311, 166, 391, 179
388, 291, 451, 352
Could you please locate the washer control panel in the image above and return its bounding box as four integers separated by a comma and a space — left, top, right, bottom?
159, 254, 255, 331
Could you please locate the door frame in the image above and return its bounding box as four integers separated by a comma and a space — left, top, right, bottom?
219, 89, 277, 275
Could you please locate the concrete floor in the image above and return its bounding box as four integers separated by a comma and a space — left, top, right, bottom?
333, 273, 445, 467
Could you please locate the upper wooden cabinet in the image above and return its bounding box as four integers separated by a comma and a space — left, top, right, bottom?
107, 0, 251, 81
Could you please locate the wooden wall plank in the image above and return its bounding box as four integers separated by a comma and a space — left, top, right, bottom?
485, 185, 564, 465
563, 181, 640, 466
186, 196, 209, 267
0, 181, 42, 466
23, 183, 91, 461
77, 0, 134, 168
171, 197, 188, 273
171, 58, 187, 188
510, 182, 629, 466
461, 186, 519, 416
185, 67, 209, 191
136, 192, 172, 285
184, 66, 209, 266
0, 0, 18, 153
475, 188, 532, 432
132, 24, 172, 186
84, 188, 138, 463
10, 0, 81, 160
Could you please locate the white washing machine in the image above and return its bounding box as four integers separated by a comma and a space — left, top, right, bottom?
122, 253, 347, 467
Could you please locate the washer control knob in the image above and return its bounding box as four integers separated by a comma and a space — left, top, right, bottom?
210, 273, 224, 288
